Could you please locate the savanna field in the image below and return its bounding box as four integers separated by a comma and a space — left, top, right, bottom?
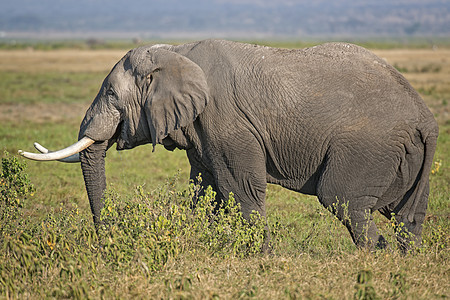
0, 41, 449, 299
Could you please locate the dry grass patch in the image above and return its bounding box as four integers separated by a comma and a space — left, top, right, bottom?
0, 49, 127, 73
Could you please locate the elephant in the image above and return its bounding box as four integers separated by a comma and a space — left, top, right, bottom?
20, 39, 438, 251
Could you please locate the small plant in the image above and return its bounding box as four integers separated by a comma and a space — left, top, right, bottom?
393, 64, 410, 73
354, 269, 378, 300
389, 272, 408, 298
417, 86, 437, 96
393, 64, 441, 74
98, 185, 181, 271
165, 274, 193, 293
0, 152, 35, 236
418, 64, 441, 73
422, 221, 447, 258
0, 152, 35, 208
389, 213, 417, 252
195, 189, 266, 257
431, 159, 442, 175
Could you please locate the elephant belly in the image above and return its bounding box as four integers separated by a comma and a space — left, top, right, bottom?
265, 155, 325, 196
266, 175, 319, 195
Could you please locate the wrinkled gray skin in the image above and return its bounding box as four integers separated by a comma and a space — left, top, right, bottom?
79, 39, 438, 250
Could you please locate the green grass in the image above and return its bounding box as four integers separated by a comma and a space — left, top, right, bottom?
0, 46, 449, 299
0, 71, 104, 104
1, 36, 450, 51
0, 40, 144, 51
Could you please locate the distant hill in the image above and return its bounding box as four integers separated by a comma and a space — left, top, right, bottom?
1, 0, 449, 39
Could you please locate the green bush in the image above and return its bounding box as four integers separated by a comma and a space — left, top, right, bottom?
97, 174, 266, 273
0, 159, 266, 298
0, 152, 34, 235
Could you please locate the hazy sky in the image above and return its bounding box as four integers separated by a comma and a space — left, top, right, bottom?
1, 0, 449, 39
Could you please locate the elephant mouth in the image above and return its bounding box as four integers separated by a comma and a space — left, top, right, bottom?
114, 121, 128, 150
114, 120, 147, 150
116, 139, 126, 150
112, 117, 154, 151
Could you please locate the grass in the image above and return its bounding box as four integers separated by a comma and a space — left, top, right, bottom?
2, 37, 450, 51
0, 43, 449, 299
0, 71, 104, 104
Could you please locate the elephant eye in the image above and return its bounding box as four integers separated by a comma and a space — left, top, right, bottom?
106, 88, 116, 97
146, 74, 152, 84
145, 68, 160, 84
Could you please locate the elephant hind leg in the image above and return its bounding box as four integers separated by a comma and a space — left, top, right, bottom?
316, 143, 394, 249
346, 206, 388, 249
319, 193, 388, 249
379, 180, 429, 252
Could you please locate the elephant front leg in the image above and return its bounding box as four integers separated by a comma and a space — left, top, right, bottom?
187, 149, 218, 208
188, 149, 268, 218
213, 150, 268, 220
215, 167, 271, 253
212, 148, 271, 252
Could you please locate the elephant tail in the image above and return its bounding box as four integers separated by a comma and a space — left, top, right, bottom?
404, 126, 438, 223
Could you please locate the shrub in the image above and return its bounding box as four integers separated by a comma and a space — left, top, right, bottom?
97, 175, 267, 273
0, 152, 34, 235
0, 164, 266, 298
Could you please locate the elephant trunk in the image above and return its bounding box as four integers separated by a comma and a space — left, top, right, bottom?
79, 140, 109, 225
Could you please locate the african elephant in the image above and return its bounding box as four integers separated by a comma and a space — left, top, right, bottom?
20, 39, 438, 250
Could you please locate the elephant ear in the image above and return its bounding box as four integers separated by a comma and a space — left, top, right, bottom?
130, 47, 209, 148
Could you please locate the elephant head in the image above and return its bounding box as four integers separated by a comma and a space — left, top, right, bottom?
19, 45, 209, 224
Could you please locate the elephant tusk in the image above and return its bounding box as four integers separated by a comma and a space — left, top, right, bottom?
33, 142, 81, 163
33, 142, 48, 154
18, 137, 95, 161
